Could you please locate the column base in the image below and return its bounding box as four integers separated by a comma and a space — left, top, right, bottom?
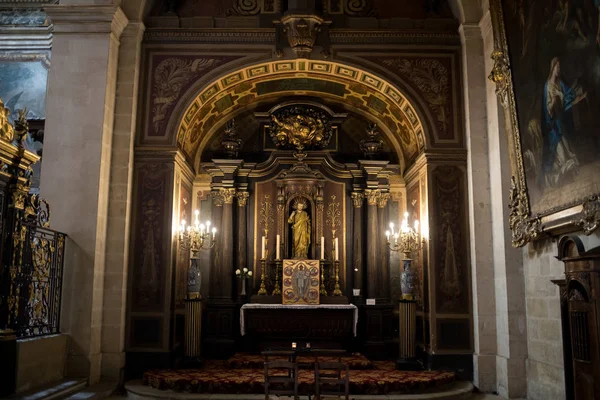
396, 358, 423, 371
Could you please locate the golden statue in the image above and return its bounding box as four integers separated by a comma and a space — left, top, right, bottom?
288, 198, 311, 259
0, 97, 15, 142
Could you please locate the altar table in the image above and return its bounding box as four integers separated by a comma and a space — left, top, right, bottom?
240, 304, 359, 340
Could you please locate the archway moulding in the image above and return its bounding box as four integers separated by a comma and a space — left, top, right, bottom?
169, 59, 436, 173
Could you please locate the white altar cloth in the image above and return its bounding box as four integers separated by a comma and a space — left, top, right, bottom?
240, 303, 359, 336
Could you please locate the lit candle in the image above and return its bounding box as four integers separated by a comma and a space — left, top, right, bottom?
261, 236, 265, 259
200, 223, 205, 235
385, 230, 390, 240
335, 237, 339, 261
212, 227, 216, 238
321, 236, 325, 259
389, 222, 394, 235
276, 234, 281, 260
414, 219, 419, 232
292, 342, 297, 349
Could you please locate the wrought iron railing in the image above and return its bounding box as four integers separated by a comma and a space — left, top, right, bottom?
10, 223, 66, 338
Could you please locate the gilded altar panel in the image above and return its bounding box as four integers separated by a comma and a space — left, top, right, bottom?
282, 259, 320, 305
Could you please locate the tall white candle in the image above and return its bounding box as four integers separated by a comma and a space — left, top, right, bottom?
261, 236, 265, 259
320, 236, 325, 260
335, 237, 339, 261
276, 234, 281, 260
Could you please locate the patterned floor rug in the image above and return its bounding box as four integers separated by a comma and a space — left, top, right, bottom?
143, 356, 455, 395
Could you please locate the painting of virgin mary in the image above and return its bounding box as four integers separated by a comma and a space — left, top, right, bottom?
502, 0, 600, 215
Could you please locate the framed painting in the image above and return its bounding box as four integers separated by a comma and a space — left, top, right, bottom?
282, 259, 320, 304
489, 0, 600, 246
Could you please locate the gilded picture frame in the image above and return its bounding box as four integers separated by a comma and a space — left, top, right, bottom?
489, 0, 600, 247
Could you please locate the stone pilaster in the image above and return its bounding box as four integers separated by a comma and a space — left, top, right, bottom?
219, 188, 236, 299
351, 192, 364, 299
459, 16, 498, 393
100, 20, 144, 381
40, 5, 127, 384
209, 190, 224, 299
236, 191, 249, 295
377, 192, 390, 301
364, 189, 380, 299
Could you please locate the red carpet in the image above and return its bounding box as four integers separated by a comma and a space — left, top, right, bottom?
143, 354, 455, 395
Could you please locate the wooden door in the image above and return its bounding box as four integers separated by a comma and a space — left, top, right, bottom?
568, 288, 599, 400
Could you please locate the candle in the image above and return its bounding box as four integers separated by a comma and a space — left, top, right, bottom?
335, 237, 339, 261
276, 234, 281, 260
261, 236, 265, 259
292, 342, 297, 349
212, 227, 216, 238
321, 236, 325, 259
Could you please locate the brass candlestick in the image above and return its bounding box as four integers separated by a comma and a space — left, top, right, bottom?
319, 259, 327, 296
272, 259, 282, 295
333, 259, 342, 296
258, 251, 269, 295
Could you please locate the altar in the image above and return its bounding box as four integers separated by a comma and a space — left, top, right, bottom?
240, 304, 358, 351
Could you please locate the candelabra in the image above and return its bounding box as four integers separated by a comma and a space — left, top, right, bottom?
258, 250, 269, 295
385, 213, 422, 300
333, 260, 342, 296
179, 210, 217, 299
272, 259, 282, 296
319, 259, 327, 296
178, 210, 217, 367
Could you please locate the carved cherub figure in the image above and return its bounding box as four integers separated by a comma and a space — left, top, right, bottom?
0, 98, 15, 142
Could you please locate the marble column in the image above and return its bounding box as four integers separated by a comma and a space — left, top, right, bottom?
377, 193, 390, 301
219, 188, 236, 299
236, 191, 249, 294
365, 189, 380, 299
351, 192, 364, 300
209, 191, 224, 299
40, 5, 127, 383
100, 20, 144, 380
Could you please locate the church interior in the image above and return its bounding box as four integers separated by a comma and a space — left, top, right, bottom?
1, 0, 600, 399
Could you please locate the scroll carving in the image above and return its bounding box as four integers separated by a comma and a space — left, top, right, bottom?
488, 50, 511, 109
364, 189, 380, 206
508, 176, 542, 247
351, 192, 364, 208
576, 195, 600, 235
236, 191, 250, 207
220, 188, 236, 204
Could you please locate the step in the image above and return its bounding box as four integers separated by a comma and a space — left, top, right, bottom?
12, 378, 87, 400
63, 381, 118, 400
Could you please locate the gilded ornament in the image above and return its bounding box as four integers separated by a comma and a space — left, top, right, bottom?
488, 50, 511, 108
220, 188, 237, 204
259, 194, 275, 236
269, 106, 332, 152
325, 195, 341, 238
236, 191, 250, 207
377, 192, 390, 208
577, 195, 600, 235
359, 123, 383, 159
351, 192, 364, 208
288, 198, 311, 259
279, 14, 329, 59
0, 97, 15, 142
364, 189, 380, 206
508, 176, 542, 247
221, 119, 243, 158
211, 190, 224, 206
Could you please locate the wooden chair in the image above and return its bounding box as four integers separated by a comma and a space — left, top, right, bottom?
314, 361, 349, 400
264, 359, 299, 400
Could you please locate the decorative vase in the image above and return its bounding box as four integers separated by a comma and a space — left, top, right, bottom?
187, 258, 201, 299
400, 259, 415, 300
241, 277, 247, 296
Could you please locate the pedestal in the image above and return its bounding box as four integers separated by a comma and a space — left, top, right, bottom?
396, 299, 421, 370
184, 298, 203, 367
0, 329, 16, 396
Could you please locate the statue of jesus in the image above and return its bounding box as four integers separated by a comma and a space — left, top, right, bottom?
288, 199, 311, 259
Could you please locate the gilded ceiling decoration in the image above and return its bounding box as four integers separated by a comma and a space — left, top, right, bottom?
176, 60, 425, 167
268, 106, 333, 152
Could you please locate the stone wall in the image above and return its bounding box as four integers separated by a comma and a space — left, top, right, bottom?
524, 232, 600, 400
16, 334, 67, 393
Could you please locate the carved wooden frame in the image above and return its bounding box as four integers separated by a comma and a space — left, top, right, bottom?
488, 0, 600, 247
